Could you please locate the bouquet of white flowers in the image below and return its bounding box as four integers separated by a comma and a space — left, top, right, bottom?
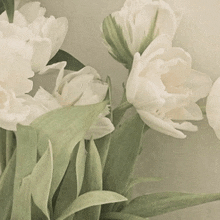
1, 0, 220, 219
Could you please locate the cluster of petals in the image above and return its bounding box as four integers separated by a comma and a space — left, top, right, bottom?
102, 0, 179, 68
0, 37, 34, 130
0, 1, 68, 72
22, 62, 115, 139
126, 35, 212, 138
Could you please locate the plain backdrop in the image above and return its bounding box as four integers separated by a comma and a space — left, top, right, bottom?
39, 0, 220, 219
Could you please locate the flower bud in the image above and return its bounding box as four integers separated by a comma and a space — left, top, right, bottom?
102, 0, 178, 69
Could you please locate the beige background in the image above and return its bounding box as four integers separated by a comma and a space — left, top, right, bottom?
40, 0, 220, 219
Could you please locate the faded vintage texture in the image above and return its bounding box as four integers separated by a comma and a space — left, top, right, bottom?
39, 0, 220, 219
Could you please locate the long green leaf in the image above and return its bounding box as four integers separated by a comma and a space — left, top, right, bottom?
75, 140, 103, 220
53, 144, 80, 219
2, 0, 14, 23
48, 49, 85, 71
76, 140, 87, 196
31, 101, 108, 203
103, 114, 145, 196
121, 192, 220, 217
0, 151, 16, 220
31, 142, 53, 219
56, 190, 127, 220
11, 125, 38, 219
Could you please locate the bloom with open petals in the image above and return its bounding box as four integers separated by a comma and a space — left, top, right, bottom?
0, 1, 68, 72
126, 35, 212, 138
102, 0, 178, 69
23, 63, 115, 139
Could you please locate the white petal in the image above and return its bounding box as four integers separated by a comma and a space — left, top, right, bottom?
42, 16, 68, 58
19, 2, 46, 23
166, 102, 203, 121
185, 69, 213, 102
206, 77, 220, 140
84, 116, 115, 140
34, 87, 61, 111
171, 121, 198, 132
0, 89, 30, 130
29, 38, 52, 72
137, 109, 186, 138
126, 52, 142, 103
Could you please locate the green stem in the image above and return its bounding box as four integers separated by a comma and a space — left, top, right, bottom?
6, 130, 15, 165
0, 128, 6, 174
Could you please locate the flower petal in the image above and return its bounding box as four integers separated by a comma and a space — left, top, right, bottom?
137, 109, 186, 138
185, 69, 213, 102
84, 116, 115, 140
206, 77, 220, 140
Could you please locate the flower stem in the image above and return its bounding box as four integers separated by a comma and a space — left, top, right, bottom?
6, 130, 16, 165
0, 128, 6, 174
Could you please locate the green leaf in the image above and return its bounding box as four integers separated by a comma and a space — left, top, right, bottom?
31, 101, 108, 203
0, 127, 6, 173
31, 142, 53, 219
101, 212, 146, 220
76, 140, 87, 196
11, 125, 38, 219
75, 140, 103, 220
47, 49, 85, 71
53, 144, 80, 219
102, 114, 145, 213
0, 1, 5, 15
102, 15, 134, 70
103, 114, 144, 195
0, 150, 16, 220
138, 10, 159, 55
2, 0, 14, 23
121, 192, 220, 217
96, 76, 113, 170
56, 190, 127, 220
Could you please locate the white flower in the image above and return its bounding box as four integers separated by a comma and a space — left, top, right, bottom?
206, 77, 220, 140
126, 35, 212, 138
0, 37, 34, 130
0, 87, 30, 130
0, 1, 68, 72
102, 0, 178, 69
23, 62, 115, 139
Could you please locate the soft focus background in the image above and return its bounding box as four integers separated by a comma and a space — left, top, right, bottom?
39, 0, 220, 219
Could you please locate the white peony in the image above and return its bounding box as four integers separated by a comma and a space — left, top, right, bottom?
126, 35, 212, 138
23, 62, 115, 139
102, 0, 178, 69
0, 1, 68, 72
206, 78, 220, 140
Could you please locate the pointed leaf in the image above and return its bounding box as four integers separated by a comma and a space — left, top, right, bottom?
48, 49, 85, 71
75, 140, 103, 220
31, 142, 53, 219
76, 140, 87, 196
31, 101, 108, 203
121, 192, 220, 217
54, 144, 80, 218
2, 0, 14, 23
103, 114, 144, 195
11, 125, 38, 219
0, 151, 16, 220
56, 190, 127, 220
